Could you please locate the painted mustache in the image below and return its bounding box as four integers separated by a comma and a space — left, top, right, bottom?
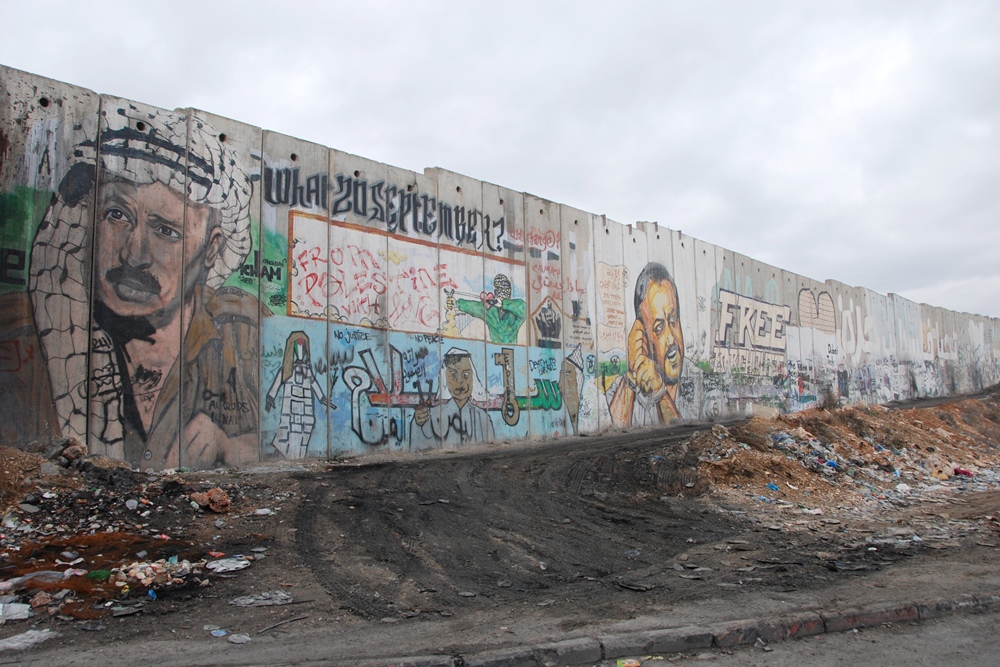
105, 264, 161, 296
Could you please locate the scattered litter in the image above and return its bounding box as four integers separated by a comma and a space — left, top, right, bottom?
227, 633, 251, 644
230, 590, 293, 607
206, 558, 251, 573
210, 628, 228, 637
0, 629, 58, 651
0, 602, 32, 621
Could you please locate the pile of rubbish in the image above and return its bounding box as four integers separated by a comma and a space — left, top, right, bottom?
0, 445, 280, 624
695, 390, 1000, 514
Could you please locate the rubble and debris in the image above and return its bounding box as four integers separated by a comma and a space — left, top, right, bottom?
696, 393, 1000, 520
0, 389, 999, 651
0, 445, 281, 624
0, 629, 58, 651
0, 602, 31, 621
190, 488, 231, 513
230, 590, 292, 607
206, 558, 252, 573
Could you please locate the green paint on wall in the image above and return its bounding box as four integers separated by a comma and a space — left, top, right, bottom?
0, 186, 53, 295
260, 225, 289, 315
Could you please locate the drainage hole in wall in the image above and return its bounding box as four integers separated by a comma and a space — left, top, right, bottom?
218, 133, 227, 143
354, 170, 360, 177
136, 121, 146, 132
39, 97, 50, 108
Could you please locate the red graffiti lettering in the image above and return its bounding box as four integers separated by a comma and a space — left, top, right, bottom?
527, 226, 560, 251
296, 245, 325, 273
530, 264, 563, 301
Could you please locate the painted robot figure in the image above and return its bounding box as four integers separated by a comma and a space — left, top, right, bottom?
6, 105, 262, 470
410, 347, 495, 448
265, 332, 332, 458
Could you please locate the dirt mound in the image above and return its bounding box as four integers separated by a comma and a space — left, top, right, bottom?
0, 447, 45, 514
698, 391, 1000, 512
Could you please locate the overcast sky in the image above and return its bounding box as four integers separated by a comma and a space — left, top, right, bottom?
3, 1, 998, 317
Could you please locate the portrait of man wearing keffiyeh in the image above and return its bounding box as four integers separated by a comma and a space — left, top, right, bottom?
6, 103, 264, 470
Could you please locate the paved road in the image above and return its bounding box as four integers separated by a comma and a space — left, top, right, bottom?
598, 612, 1000, 667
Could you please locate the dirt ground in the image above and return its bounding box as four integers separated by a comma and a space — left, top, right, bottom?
3, 388, 1000, 663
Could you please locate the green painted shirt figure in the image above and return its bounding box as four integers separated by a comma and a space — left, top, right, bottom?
457, 297, 527, 344
454, 273, 527, 344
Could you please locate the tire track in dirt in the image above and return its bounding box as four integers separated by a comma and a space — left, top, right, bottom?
293, 425, 738, 621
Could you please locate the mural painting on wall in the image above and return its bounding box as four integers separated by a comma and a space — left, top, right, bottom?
446, 273, 526, 344
265, 331, 331, 458
280, 206, 547, 451
5, 67, 998, 471
1, 103, 262, 469
604, 263, 698, 427
410, 347, 495, 447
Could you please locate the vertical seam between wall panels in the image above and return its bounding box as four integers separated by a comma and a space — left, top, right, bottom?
255, 131, 265, 466
325, 148, 333, 460
178, 111, 192, 471
84, 95, 104, 456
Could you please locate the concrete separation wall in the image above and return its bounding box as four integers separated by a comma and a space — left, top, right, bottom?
2, 63, 998, 471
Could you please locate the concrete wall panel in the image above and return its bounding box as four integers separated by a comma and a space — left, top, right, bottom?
0, 67, 99, 448
179, 110, 262, 470
426, 168, 489, 448
792, 273, 835, 406
483, 182, 528, 443
525, 194, 564, 438
691, 237, 722, 419
88, 96, 188, 467
594, 217, 625, 432
561, 204, 599, 435
260, 132, 330, 461
711, 246, 739, 417
325, 151, 391, 453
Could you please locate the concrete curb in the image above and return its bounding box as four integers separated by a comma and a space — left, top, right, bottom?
360, 589, 1000, 667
